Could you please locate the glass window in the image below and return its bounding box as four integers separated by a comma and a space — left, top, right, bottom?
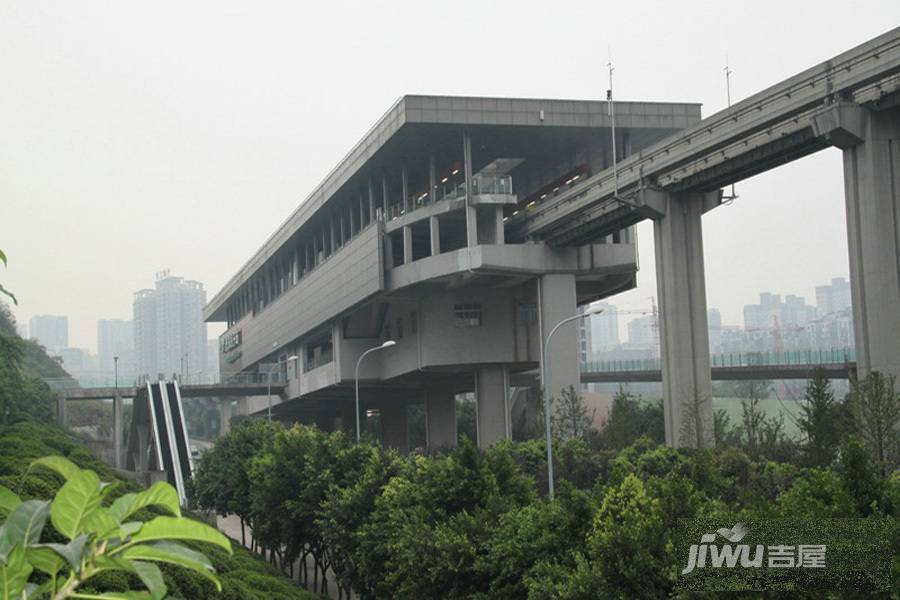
454, 303, 482, 327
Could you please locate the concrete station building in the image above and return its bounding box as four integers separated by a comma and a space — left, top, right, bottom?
205, 95, 700, 450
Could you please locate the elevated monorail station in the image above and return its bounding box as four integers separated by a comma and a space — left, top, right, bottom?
204, 95, 701, 450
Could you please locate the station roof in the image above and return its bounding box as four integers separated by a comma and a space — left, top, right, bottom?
205, 95, 701, 320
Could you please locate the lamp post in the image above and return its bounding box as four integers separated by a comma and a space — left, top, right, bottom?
113, 356, 121, 469
267, 354, 298, 423
540, 306, 603, 499
354, 340, 396, 442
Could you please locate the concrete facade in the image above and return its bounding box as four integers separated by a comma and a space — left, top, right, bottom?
205, 95, 701, 450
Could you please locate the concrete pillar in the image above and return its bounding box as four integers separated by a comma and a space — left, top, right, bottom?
330, 214, 337, 254
429, 153, 437, 205
425, 387, 456, 450
815, 104, 900, 379
385, 234, 395, 270
382, 175, 389, 216
538, 274, 579, 401
463, 132, 478, 246
380, 401, 409, 453
402, 164, 409, 213
475, 368, 510, 450
360, 195, 366, 228
57, 394, 66, 426
368, 180, 376, 222
647, 189, 719, 448
219, 400, 233, 436
495, 206, 505, 244
403, 226, 413, 264
113, 393, 123, 469
429, 216, 441, 255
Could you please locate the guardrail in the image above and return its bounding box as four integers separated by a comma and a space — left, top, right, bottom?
581, 347, 856, 373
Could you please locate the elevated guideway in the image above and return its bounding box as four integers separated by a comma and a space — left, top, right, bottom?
508, 27, 900, 245
509, 27, 900, 448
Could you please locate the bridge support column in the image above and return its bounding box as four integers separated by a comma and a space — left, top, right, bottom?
538, 274, 579, 401
219, 400, 233, 436
816, 104, 900, 379
475, 367, 510, 450
380, 401, 409, 453
113, 393, 123, 469
426, 387, 456, 450
647, 189, 719, 448
57, 394, 66, 426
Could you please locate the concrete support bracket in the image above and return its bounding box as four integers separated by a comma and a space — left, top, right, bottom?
812, 102, 867, 150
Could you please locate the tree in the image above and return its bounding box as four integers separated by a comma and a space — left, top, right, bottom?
551, 385, 595, 441
192, 419, 277, 546
849, 371, 900, 476
597, 388, 664, 450
0, 455, 230, 599
585, 474, 673, 598
797, 370, 843, 467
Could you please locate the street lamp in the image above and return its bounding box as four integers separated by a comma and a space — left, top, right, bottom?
113, 355, 120, 469
267, 354, 299, 423
541, 306, 603, 499
354, 340, 396, 442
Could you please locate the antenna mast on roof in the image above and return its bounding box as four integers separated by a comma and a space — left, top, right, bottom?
607, 50, 619, 197
723, 53, 738, 203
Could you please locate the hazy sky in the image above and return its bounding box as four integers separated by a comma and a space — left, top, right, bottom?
2, 1, 898, 354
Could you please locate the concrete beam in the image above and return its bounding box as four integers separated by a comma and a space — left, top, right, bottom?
840, 107, 900, 379
653, 190, 718, 448
403, 226, 413, 265
426, 387, 456, 450
429, 216, 440, 255
539, 274, 579, 400
380, 401, 409, 453
475, 368, 510, 450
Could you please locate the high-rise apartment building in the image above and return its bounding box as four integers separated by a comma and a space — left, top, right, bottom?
590, 301, 620, 353
133, 271, 207, 382
97, 319, 135, 379
816, 277, 852, 316
28, 315, 68, 353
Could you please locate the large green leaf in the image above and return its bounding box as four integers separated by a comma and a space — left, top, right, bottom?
3, 500, 49, 546
121, 542, 221, 590
109, 482, 181, 523
25, 547, 64, 576
122, 516, 230, 553
0, 487, 20, 519
82, 507, 121, 538
130, 561, 166, 600
0, 544, 31, 600
29, 456, 79, 481
0, 250, 6, 266
38, 535, 87, 572
51, 469, 102, 540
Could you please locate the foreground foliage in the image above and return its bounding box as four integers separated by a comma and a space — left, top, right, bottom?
0, 456, 231, 599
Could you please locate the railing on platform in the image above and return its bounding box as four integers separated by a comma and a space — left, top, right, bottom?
580, 347, 857, 373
